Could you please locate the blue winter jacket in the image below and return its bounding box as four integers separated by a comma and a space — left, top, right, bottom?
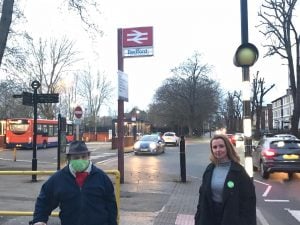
31, 165, 117, 225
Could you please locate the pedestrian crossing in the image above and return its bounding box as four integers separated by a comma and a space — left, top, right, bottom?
285, 208, 300, 222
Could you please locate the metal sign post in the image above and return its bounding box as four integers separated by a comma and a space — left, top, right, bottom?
31, 80, 41, 182
117, 26, 154, 184
13, 82, 60, 181
74, 106, 83, 141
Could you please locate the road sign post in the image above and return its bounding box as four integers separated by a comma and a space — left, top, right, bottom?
74, 106, 83, 140
31, 80, 41, 182
117, 26, 154, 184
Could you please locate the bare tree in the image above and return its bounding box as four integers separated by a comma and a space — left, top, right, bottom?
0, 0, 102, 68
251, 71, 275, 138
23, 37, 79, 119
0, 78, 32, 118
223, 91, 243, 133
77, 68, 113, 134
258, 0, 300, 136
151, 52, 221, 136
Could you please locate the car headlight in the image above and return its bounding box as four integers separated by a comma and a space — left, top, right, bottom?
149, 143, 157, 150
134, 142, 140, 149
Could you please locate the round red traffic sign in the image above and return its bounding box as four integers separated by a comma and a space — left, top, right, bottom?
74, 106, 83, 119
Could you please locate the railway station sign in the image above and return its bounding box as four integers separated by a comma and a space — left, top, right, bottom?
122, 26, 153, 57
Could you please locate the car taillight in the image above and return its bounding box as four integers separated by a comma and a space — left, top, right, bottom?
262, 148, 276, 157
28, 137, 32, 144
6, 137, 9, 144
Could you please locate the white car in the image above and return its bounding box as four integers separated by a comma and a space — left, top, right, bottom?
162, 132, 180, 146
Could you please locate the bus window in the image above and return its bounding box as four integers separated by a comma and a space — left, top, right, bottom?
48, 125, 54, 137
42, 124, 48, 134
54, 125, 58, 136
37, 124, 43, 134
8, 120, 30, 134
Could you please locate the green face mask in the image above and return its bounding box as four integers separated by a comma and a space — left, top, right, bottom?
70, 159, 89, 172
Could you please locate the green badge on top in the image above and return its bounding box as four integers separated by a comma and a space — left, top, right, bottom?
227, 181, 234, 188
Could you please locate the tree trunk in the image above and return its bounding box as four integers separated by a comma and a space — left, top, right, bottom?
255, 106, 262, 139
0, 0, 14, 67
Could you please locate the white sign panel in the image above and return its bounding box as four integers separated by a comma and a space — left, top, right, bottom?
118, 70, 128, 101
123, 47, 154, 57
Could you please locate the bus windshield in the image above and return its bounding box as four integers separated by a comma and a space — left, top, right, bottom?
8, 120, 30, 134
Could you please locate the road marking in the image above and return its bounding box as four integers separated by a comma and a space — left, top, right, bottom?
285, 208, 300, 222
254, 179, 270, 186
256, 208, 270, 225
175, 214, 194, 225
253, 179, 272, 198
264, 199, 290, 202
262, 185, 272, 197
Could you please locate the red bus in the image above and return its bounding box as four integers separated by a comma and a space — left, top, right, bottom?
5, 118, 74, 149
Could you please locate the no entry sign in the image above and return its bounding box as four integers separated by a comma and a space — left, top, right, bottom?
74, 106, 83, 119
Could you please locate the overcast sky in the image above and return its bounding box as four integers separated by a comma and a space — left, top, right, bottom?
22, 0, 296, 114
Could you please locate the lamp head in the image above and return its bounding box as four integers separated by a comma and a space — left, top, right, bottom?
233, 43, 259, 67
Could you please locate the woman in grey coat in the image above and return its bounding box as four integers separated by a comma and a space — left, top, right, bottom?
195, 134, 256, 225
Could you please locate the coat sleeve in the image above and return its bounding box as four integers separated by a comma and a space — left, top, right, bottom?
238, 168, 257, 225
31, 177, 59, 224
195, 164, 212, 225
103, 175, 118, 225
194, 184, 203, 225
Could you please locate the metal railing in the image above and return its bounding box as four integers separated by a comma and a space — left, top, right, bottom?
0, 169, 120, 224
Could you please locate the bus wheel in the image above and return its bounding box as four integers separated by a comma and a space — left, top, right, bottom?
42, 141, 47, 149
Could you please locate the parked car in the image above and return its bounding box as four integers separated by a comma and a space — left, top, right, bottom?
226, 134, 236, 146
162, 132, 180, 146
133, 134, 165, 155
252, 137, 300, 179
273, 134, 298, 140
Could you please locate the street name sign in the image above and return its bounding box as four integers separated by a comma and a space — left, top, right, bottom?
37, 93, 59, 103
122, 26, 153, 57
22, 92, 33, 106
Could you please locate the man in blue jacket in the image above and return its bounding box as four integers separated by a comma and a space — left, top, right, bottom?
30, 140, 118, 225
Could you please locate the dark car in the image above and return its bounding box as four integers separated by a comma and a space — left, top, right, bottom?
252, 137, 300, 179
133, 134, 165, 155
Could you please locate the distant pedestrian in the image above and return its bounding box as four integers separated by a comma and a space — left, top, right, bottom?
194, 134, 256, 225
29, 140, 117, 225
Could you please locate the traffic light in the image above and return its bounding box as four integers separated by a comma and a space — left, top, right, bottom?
233, 43, 259, 67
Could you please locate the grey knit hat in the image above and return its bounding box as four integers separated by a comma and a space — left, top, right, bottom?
66, 141, 91, 155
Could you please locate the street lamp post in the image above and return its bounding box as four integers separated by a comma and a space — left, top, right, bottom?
234, 0, 259, 178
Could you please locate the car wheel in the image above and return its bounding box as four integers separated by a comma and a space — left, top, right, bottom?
134, 152, 139, 155
260, 161, 269, 179
288, 172, 293, 180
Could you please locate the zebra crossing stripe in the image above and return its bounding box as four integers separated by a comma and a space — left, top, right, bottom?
285, 208, 300, 222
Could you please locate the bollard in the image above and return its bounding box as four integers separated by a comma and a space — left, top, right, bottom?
179, 136, 186, 182
13, 148, 17, 162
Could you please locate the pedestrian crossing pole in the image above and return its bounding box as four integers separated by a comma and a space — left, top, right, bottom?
234, 0, 259, 178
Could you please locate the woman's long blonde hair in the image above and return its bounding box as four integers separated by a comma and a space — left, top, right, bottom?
209, 134, 240, 164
